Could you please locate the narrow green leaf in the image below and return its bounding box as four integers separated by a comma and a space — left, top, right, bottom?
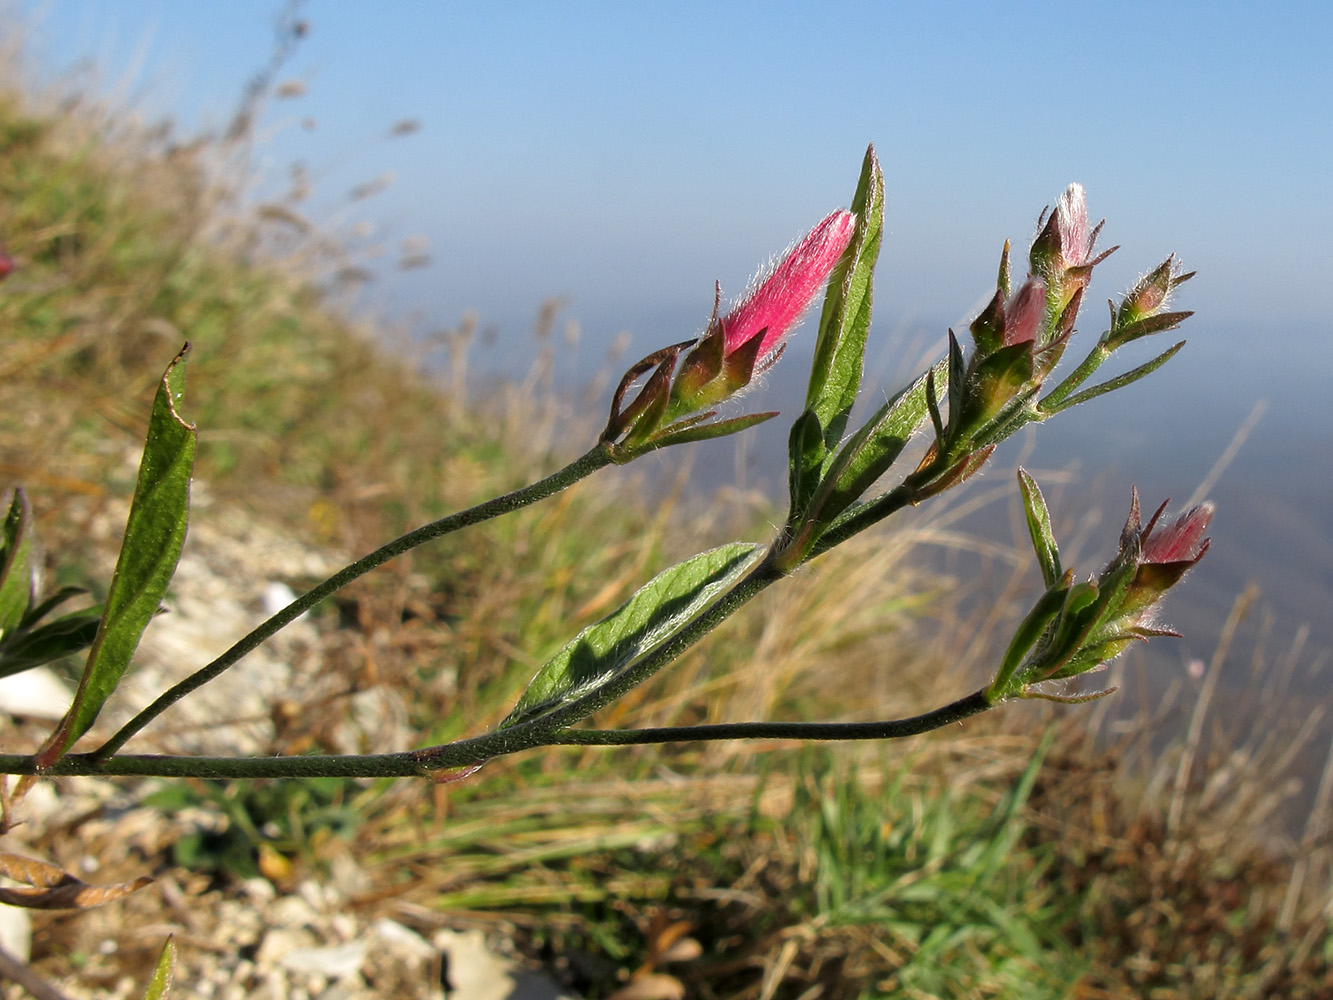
18, 585, 89, 632
39, 346, 196, 764
1042, 341, 1184, 414
0, 607, 103, 679
0, 488, 34, 637
639, 411, 776, 452
804, 361, 943, 529
501, 541, 764, 729
786, 408, 825, 526
140, 936, 176, 1000
1017, 469, 1061, 588
987, 580, 1068, 702
806, 144, 884, 455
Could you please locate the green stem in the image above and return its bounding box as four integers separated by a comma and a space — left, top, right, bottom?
0, 690, 994, 778
552, 689, 992, 745
92, 444, 615, 760
809, 484, 915, 557
1037, 339, 1110, 414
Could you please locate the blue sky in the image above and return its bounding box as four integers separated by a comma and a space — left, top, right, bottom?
10, 2, 1333, 664
16, 1, 1332, 351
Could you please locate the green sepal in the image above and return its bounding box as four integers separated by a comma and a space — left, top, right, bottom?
500, 542, 764, 730
964, 341, 1034, 432
720, 325, 767, 392
601, 341, 688, 444
806, 144, 884, 457
0, 488, 34, 638
925, 367, 945, 449
636, 411, 777, 454
670, 321, 725, 409
619, 357, 675, 450
37, 345, 197, 766
1017, 468, 1062, 588
969, 288, 1007, 356
945, 329, 967, 446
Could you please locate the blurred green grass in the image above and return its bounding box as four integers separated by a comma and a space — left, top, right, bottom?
1, 58, 1331, 1000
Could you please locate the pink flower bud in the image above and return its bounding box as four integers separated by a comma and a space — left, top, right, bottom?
718, 209, 857, 361
1056, 183, 1092, 270
1003, 279, 1046, 346
1141, 500, 1214, 565
1114, 493, 1215, 619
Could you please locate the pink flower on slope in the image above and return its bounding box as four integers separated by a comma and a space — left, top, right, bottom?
718, 209, 857, 361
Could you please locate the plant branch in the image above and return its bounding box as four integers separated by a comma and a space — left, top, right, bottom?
0, 690, 994, 779
551, 688, 992, 745
92, 443, 615, 759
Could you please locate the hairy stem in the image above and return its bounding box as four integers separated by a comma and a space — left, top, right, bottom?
0, 690, 994, 778
552, 689, 992, 744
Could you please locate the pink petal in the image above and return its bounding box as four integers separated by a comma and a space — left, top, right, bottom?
1003, 279, 1046, 346
1142, 503, 1215, 564
1057, 183, 1090, 268
719, 209, 856, 359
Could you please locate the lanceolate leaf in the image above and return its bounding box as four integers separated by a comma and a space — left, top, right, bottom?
38, 346, 196, 765
140, 937, 177, 1000
786, 408, 825, 527
0, 606, 103, 679
806, 144, 884, 457
0, 488, 34, 638
1017, 468, 1061, 588
805, 360, 945, 529
501, 542, 764, 729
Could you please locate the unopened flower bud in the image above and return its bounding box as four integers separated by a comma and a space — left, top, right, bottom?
602, 209, 855, 453
1030, 183, 1112, 312
717, 209, 857, 363
1108, 256, 1196, 349
1002, 279, 1045, 347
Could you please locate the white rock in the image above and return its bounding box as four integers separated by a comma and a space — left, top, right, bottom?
268, 894, 320, 929
0, 666, 72, 719
261, 581, 301, 619
279, 941, 368, 979
0, 905, 32, 963
255, 927, 319, 966
434, 929, 573, 1000
373, 918, 434, 959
